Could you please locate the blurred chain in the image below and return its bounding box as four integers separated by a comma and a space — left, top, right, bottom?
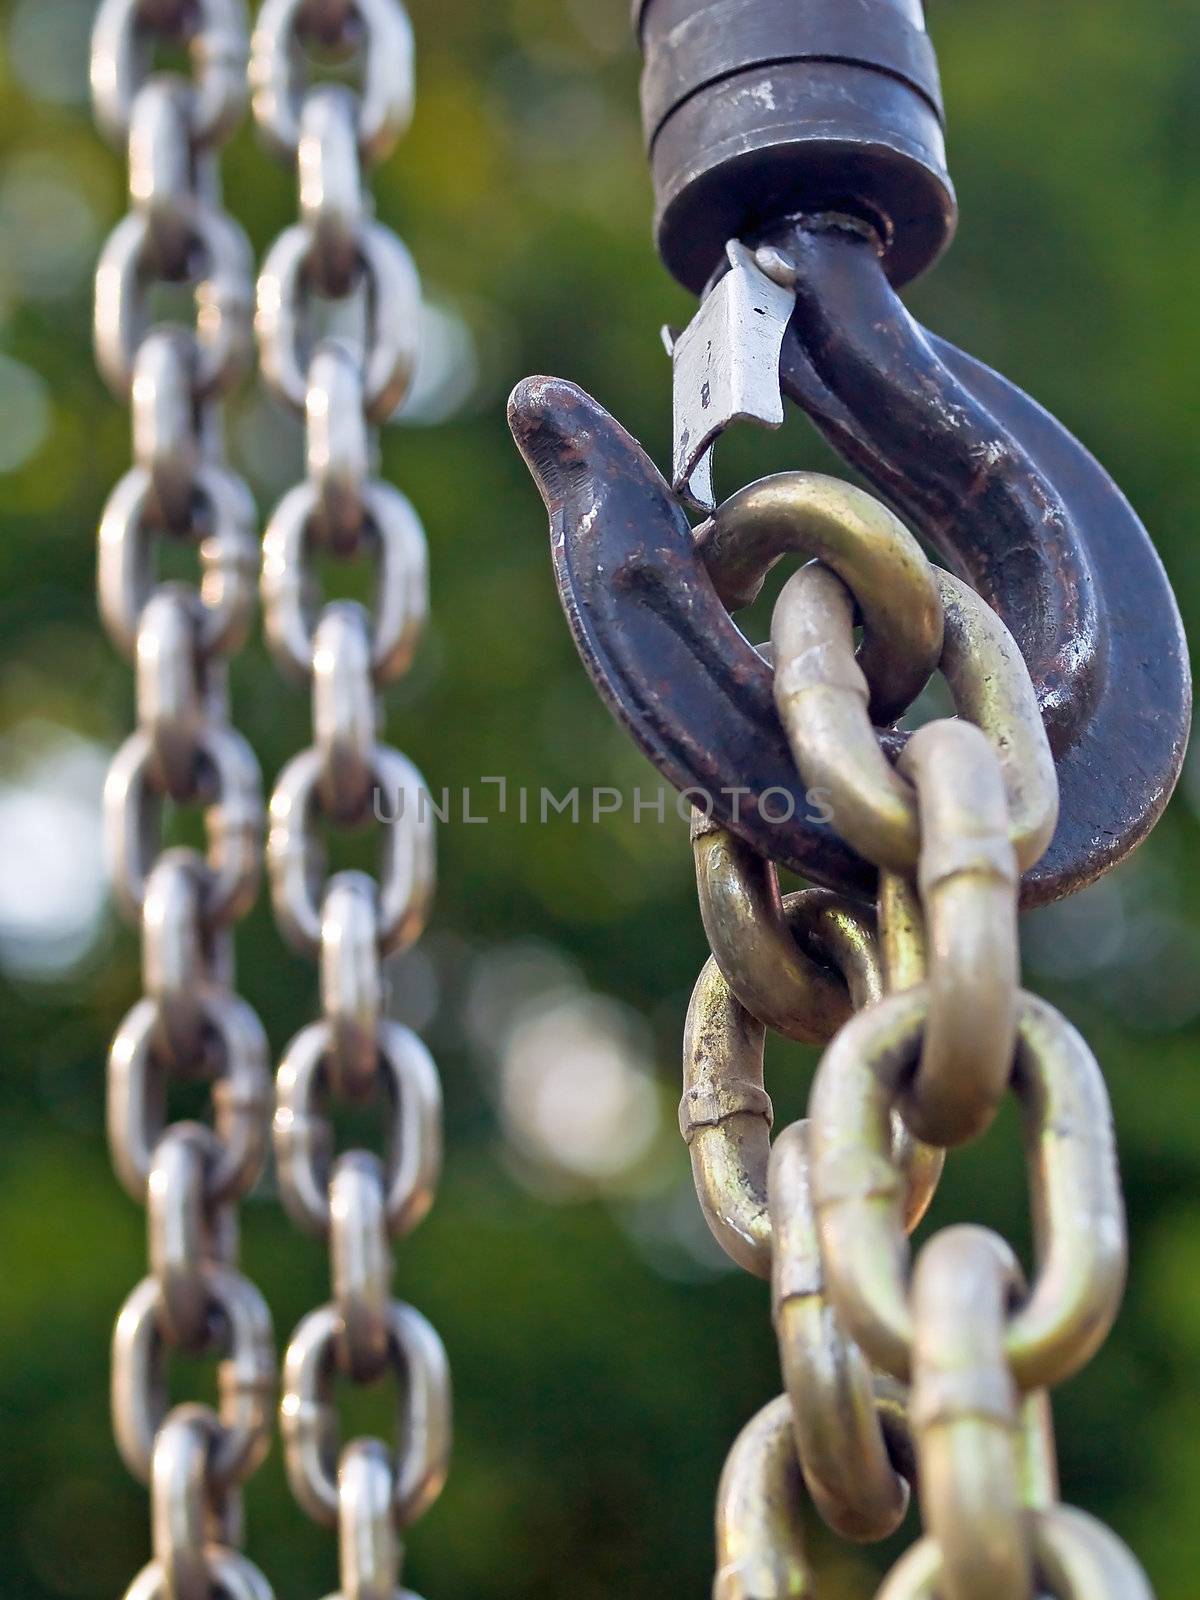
91, 4, 277, 1598
250, 4, 450, 1596
684, 473, 1154, 1596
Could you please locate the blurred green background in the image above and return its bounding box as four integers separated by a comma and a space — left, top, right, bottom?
1, 0, 1199, 1594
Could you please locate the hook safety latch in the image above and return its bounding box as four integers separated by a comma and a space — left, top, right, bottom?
668, 239, 795, 513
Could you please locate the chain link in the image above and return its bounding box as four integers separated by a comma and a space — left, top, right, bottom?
249, 4, 449, 1594
92, 4, 278, 1596
686, 470, 1154, 1596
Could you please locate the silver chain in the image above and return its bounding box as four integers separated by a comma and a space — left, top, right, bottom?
93, 1, 443, 1593
91, 3, 277, 1598
251, 4, 450, 1598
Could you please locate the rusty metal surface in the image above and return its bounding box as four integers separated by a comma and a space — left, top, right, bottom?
638, 0, 945, 148
508, 232, 1190, 907
637, 0, 955, 293
511, 371, 874, 895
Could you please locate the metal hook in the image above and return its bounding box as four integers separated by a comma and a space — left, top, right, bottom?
509, 223, 1189, 907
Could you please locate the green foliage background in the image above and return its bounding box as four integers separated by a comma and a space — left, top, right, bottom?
1, 0, 1199, 1595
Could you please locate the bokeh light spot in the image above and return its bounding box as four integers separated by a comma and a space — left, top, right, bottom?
0, 723, 108, 980
0, 352, 51, 474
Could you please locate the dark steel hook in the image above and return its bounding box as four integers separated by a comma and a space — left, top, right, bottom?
509, 225, 1189, 906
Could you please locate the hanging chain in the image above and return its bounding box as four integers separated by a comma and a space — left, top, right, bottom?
685, 467, 1153, 1597
250, 4, 450, 1597
91, 3, 278, 1598
503, 0, 1182, 1588
93, 0, 444, 1592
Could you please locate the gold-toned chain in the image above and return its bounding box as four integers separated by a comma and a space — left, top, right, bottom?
91, 3, 278, 1597
250, 4, 449, 1597
687, 472, 1153, 1597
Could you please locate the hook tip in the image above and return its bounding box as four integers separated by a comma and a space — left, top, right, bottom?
508, 376, 679, 541
507, 374, 593, 450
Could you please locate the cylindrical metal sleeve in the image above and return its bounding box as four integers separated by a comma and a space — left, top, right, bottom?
635, 0, 957, 294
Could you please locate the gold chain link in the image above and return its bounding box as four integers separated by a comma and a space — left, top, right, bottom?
91, 4, 278, 1596
250, 4, 450, 1597
688, 472, 1154, 1598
